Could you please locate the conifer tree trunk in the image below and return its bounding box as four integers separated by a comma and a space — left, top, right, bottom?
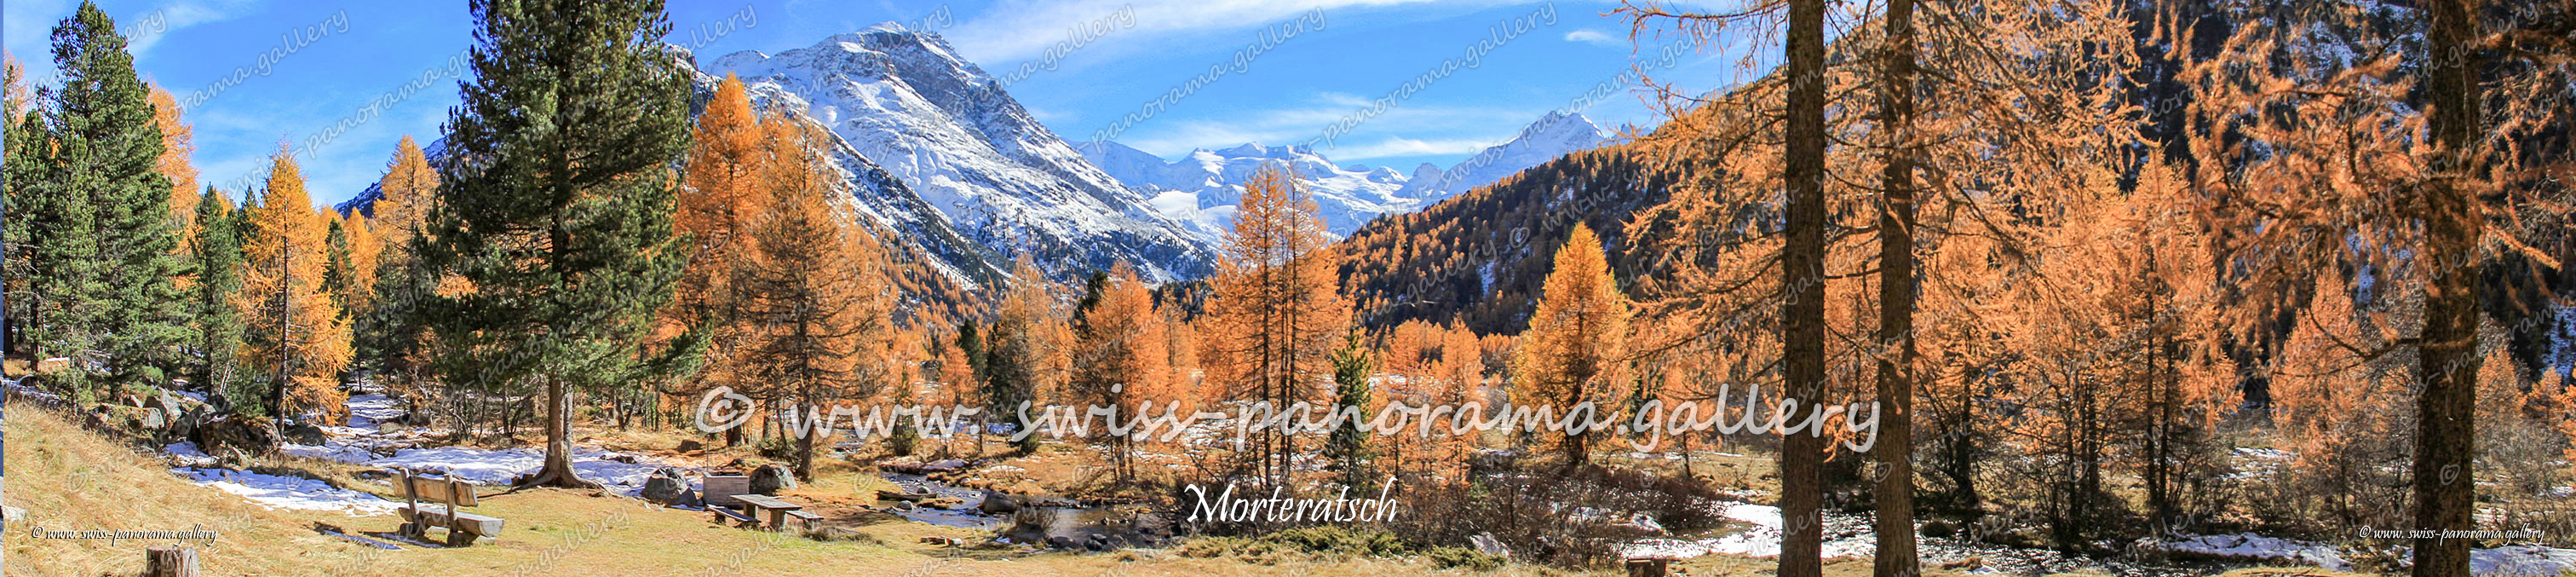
1780, 0, 1828, 575
2412, 1, 2482, 575
1873, 0, 1920, 572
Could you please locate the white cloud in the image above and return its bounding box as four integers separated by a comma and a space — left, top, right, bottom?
1112, 92, 1538, 158
943, 0, 1524, 64
1325, 136, 1498, 159
1563, 28, 1622, 47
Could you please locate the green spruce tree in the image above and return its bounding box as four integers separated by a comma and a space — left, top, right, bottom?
1325, 329, 1375, 491
188, 187, 247, 402
423, 0, 693, 488
47, 1, 187, 392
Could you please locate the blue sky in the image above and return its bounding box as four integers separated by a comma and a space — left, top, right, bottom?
5, 0, 1759, 208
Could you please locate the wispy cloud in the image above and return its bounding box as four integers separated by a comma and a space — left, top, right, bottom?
944, 0, 1473, 64
1327, 136, 1497, 159
1113, 92, 1536, 160
1563, 28, 1621, 47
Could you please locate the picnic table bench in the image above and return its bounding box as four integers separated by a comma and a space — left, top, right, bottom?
733, 494, 817, 532
391, 468, 503, 546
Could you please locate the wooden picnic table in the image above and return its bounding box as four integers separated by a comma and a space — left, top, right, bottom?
732, 494, 805, 531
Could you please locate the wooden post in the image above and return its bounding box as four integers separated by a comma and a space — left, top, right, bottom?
146, 546, 199, 577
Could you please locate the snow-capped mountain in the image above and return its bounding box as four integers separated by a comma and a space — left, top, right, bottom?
1078, 141, 1412, 243
1394, 111, 1611, 201
704, 25, 1214, 282
1078, 112, 1611, 243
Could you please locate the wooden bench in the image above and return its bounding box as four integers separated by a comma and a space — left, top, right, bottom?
783, 510, 822, 532
392, 468, 504, 546
709, 505, 756, 528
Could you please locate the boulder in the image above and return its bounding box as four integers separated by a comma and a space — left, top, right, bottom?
641, 468, 689, 505
139, 407, 166, 431
748, 464, 796, 495
194, 416, 279, 456
976, 490, 1021, 515
1084, 534, 1110, 551
281, 423, 328, 445
1047, 535, 1078, 550
677, 439, 704, 453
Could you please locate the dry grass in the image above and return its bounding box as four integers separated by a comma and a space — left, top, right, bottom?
3, 404, 1630, 576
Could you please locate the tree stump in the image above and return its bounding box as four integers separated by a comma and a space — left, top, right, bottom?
146, 546, 199, 577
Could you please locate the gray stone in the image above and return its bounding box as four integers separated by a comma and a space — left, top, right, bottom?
1469, 533, 1510, 557
641, 468, 688, 504
281, 423, 327, 445
748, 464, 796, 495
976, 489, 1020, 515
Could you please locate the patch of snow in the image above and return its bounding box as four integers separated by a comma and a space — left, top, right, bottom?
344, 394, 405, 430
172, 467, 399, 515
2475, 545, 2576, 577
2144, 533, 2350, 571
1619, 502, 1870, 560
281, 441, 377, 464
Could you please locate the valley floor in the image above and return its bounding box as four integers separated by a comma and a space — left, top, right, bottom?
4, 383, 2562, 577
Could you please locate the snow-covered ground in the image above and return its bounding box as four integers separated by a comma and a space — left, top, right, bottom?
1619, 501, 1873, 560
1620, 500, 2576, 577
2144, 533, 2354, 571
172, 466, 399, 515
161, 389, 690, 515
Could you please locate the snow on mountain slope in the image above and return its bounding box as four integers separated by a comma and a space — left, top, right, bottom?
1079, 113, 1610, 243
1396, 111, 1611, 201
1078, 141, 1412, 242
706, 24, 1213, 281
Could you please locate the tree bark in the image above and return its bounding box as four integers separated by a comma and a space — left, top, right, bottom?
1780, 1, 1828, 576
523, 375, 596, 488
1873, 0, 1921, 573
2412, 1, 2482, 575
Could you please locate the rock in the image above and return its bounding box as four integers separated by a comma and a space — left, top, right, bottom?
1922, 518, 1958, 539
922, 497, 965, 510
1047, 535, 1078, 550
748, 464, 796, 495
976, 490, 1021, 515
876, 489, 928, 502
139, 407, 166, 431
641, 468, 689, 505
1469, 533, 1511, 557
677, 439, 704, 453
281, 423, 328, 445
923, 459, 966, 472
918, 536, 948, 545
607, 453, 639, 464
1084, 534, 1110, 551
893, 500, 916, 511
193, 416, 279, 456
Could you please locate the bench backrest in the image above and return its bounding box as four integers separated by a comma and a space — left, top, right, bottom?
703, 475, 750, 509
395, 470, 479, 507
